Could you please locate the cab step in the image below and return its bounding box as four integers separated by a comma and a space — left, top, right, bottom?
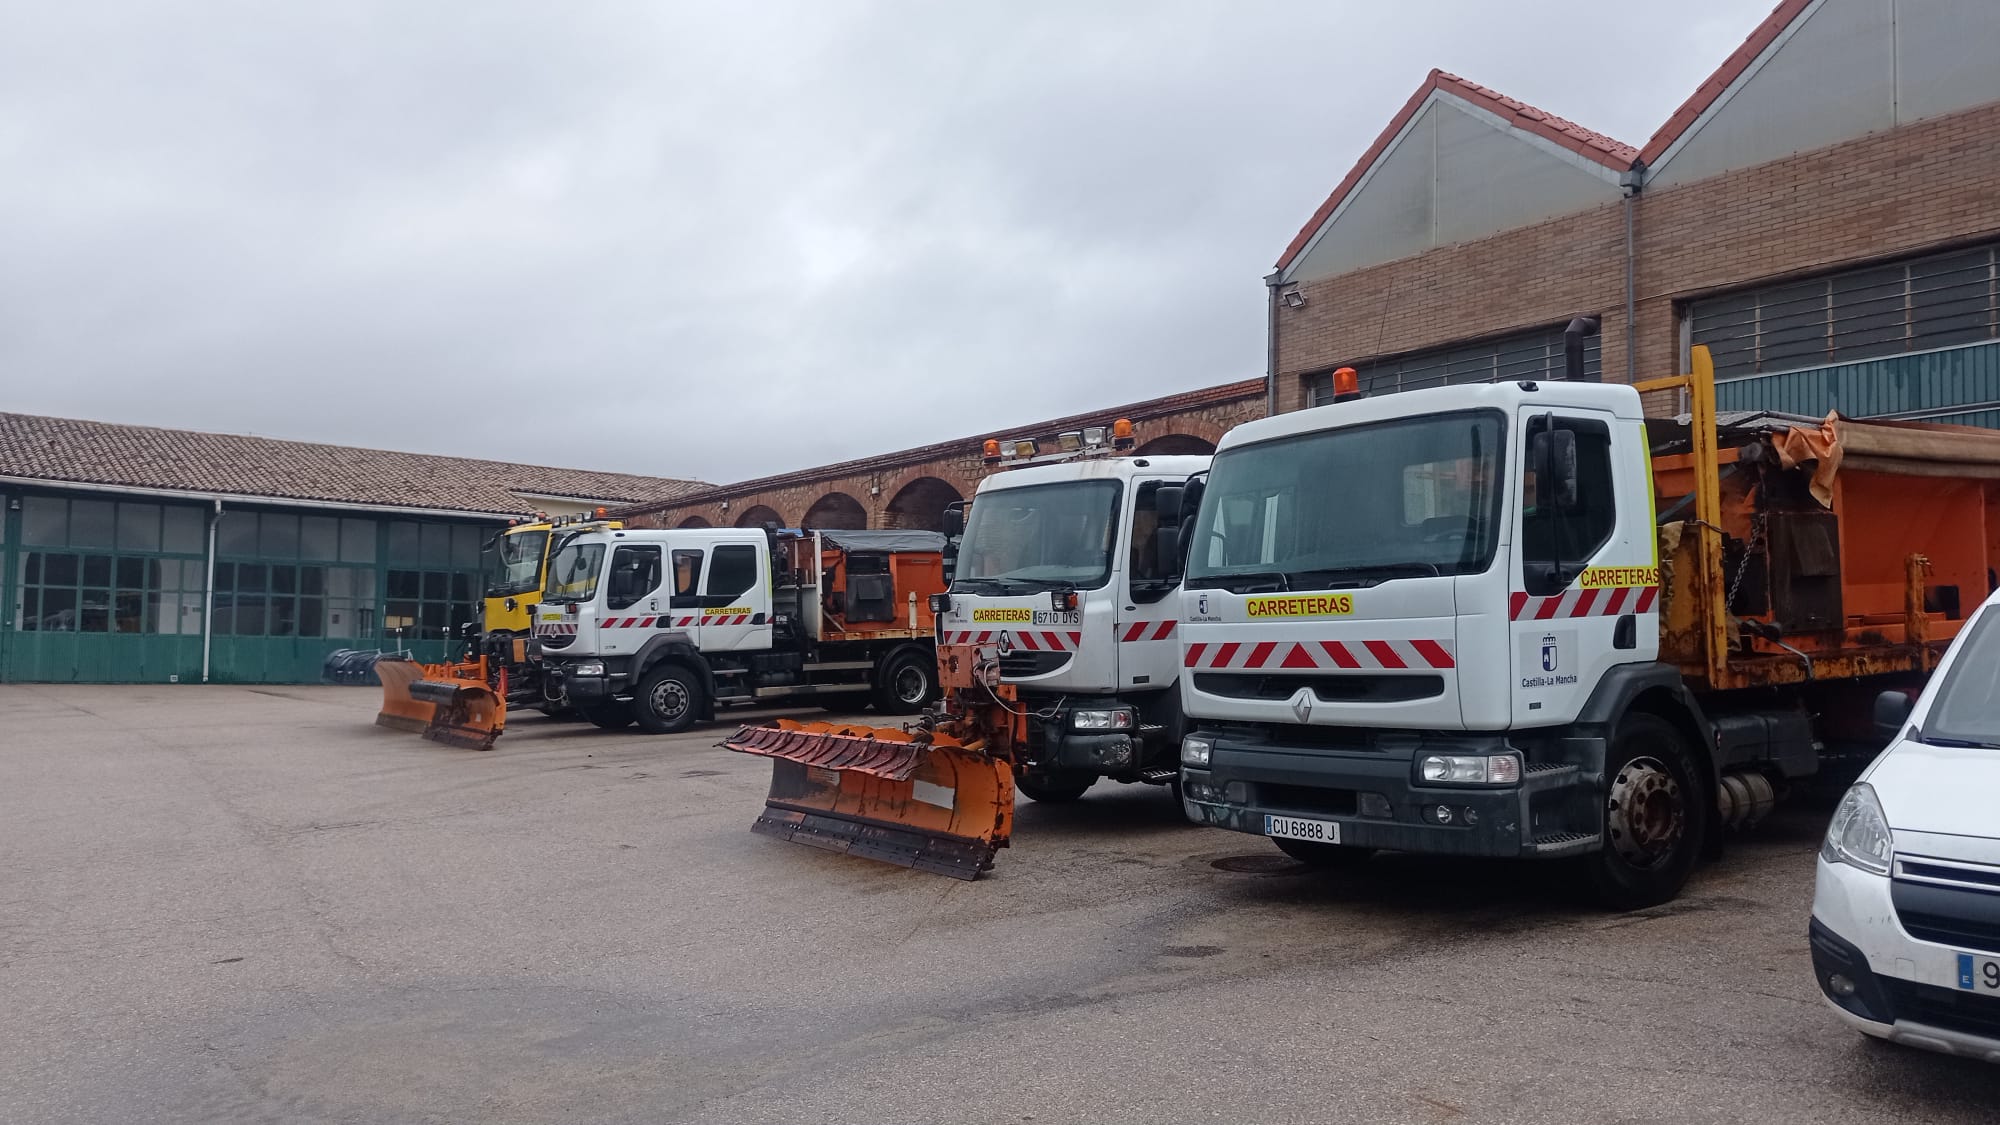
1525, 830, 1600, 857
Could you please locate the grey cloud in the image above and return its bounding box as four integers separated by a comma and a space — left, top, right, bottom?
3, 0, 1760, 482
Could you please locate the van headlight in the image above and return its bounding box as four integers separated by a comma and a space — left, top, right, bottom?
1180, 735, 1213, 767
1822, 783, 1893, 875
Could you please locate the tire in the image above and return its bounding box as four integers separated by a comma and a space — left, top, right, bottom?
872, 649, 938, 715
580, 702, 635, 730
634, 663, 704, 735
1014, 771, 1095, 803
1271, 836, 1375, 869
1583, 712, 1707, 911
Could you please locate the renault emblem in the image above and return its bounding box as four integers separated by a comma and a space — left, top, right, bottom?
1291, 692, 1313, 723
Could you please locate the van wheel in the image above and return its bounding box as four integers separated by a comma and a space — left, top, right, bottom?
873, 650, 937, 715
1583, 713, 1707, 910
580, 702, 635, 730
635, 664, 704, 734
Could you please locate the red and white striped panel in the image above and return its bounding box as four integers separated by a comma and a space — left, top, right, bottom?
1118, 620, 1178, 643
533, 622, 578, 637
598, 616, 656, 630
941, 629, 1084, 652
598, 614, 756, 629
1509, 585, 1658, 622
1184, 638, 1456, 671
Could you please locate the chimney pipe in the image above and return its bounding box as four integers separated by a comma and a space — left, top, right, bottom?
1564, 316, 1602, 383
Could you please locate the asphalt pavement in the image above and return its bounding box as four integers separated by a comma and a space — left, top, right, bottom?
2, 684, 1996, 1124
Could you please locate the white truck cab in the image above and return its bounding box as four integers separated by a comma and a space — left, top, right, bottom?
938, 453, 1211, 800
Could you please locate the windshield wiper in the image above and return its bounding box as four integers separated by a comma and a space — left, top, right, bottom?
1187, 571, 1291, 593
1290, 563, 1442, 589
1920, 734, 2000, 750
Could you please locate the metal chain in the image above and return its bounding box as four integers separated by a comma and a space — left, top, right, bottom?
1726, 513, 1766, 615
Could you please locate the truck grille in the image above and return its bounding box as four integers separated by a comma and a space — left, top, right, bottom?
537, 631, 575, 650
1255, 783, 1359, 818
1001, 651, 1071, 678
1194, 672, 1443, 703
1880, 977, 2000, 1040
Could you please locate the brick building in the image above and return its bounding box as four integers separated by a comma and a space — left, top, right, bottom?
1270, 0, 2000, 422
619, 380, 1263, 532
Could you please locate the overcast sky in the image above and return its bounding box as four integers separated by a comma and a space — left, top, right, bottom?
3, 1, 1771, 484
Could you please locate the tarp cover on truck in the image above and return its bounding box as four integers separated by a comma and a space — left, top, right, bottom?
813, 529, 949, 554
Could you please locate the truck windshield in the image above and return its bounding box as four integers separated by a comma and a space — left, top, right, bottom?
1921, 609, 2000, 748
542, 538, 606, 604
1187, 410, 1505, 592
954, 480, 1121, 591
486, 529, 549, 597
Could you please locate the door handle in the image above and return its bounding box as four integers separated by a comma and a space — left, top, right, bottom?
1613, 614, 1637, 650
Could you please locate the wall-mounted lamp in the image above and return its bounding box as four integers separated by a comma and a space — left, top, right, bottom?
1282, 287, 1306, 310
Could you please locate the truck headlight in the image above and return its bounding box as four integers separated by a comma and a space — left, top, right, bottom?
1418, 754, 1521, 786
1180, 735, 1213, 767
1822, 783, 1893, 875
571, 660, 606, 678
1071, 708, 1134, 731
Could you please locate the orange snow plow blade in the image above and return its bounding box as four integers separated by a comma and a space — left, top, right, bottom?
724, 718, 1015, 879
374, 654, 507, 751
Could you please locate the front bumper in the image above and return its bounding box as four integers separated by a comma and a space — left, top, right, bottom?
1178, 727, 1598, 858
1810, 857, 2000, 1062
544, 661, 631, 703
1024, 695, 1148, 775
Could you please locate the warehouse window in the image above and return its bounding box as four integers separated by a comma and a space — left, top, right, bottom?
15, 499, 208, 634
1305, 323, 1601, 406
1690, 242, 2000, 380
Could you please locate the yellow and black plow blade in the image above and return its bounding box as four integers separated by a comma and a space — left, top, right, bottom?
724, 719, 1015, 880
373, 655, 506, 751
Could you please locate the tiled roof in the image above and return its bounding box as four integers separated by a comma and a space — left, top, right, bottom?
1276, 69, 1639, 271
622, 378, 1266, 511
0, 412, 706, 516
1639, 0, 1816, 166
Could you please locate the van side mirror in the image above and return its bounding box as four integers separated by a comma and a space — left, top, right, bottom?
1531, 428, 1579, 511
941, 508, 964, 539
1155, 486, 1184, 528
1874, 690, 1914, 741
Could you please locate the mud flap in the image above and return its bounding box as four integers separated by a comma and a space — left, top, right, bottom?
724, 719, 1015, 879
374, 655, 507, 751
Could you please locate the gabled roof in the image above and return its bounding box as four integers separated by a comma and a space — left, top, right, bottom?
1639, 0, 1818, 166
1275, 69, 1638, 271
0, 412, 707, 517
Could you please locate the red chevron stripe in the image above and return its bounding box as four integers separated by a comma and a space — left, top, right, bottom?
1410, 639, 1455, 668
1184, 643, 1207, 668
1635, 586, 1659, 613
1364, 640, 1405, 669
1152, 620, 1176, 641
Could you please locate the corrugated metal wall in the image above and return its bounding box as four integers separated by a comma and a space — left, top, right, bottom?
1714, 340, 2000, 423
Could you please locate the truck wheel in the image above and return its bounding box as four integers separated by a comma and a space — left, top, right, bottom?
873, 649, 937, 715
1015, 771, 1094, 803
635, 664, 704, 735
580, 702, 635, 730
1584, 713, 1707, 910
1271, 837, 1375, 869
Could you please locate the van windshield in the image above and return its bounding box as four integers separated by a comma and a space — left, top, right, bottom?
1186, 410, 1505, 593
1922, 610, 2000, 748
542, 539, 606, 604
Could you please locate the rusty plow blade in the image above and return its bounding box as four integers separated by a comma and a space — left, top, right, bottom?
373, 655, 506, 751
723, 719, 1015, 880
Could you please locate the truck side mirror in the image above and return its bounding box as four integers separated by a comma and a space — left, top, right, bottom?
1874, 690, 1914, 741
941, 508, 964, 539
1154, 524, 1183, 579
1532, 429, 1579, 511
1154, 486, 1184, 527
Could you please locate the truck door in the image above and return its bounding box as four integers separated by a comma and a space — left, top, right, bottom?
599, 543, 664, 657
670, 540, 772, 653
1116, 478, 1182, 692
1509, 408, 1657, 727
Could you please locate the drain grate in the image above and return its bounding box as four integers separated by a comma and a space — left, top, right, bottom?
1209, 853, 1305, 875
